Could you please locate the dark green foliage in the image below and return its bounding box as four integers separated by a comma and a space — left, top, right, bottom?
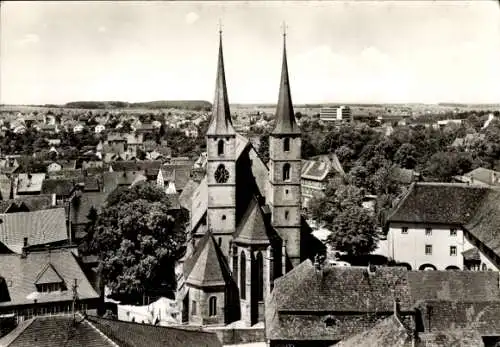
309, 184, 379, 256
258, 134, 269, 164
88, 183, 187, 304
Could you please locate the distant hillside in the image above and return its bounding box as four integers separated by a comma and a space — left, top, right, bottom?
63, 100, 212, 111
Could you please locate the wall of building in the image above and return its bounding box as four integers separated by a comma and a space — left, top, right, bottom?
188, 287, 226, 326
388, 223, 467, 270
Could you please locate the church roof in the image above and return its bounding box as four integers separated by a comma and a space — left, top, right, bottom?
234, 197, 272, 245
184, 232, 231, 287
271, 34, 300, 136
206, 33, 235, 136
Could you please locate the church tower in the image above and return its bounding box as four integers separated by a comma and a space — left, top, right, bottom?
206, 29, 237, 258
268, 29, 302, 269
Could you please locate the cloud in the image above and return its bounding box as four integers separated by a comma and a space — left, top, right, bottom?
17, 33, 40, 46
185, 12, 199, 25
98, 26, 107, 33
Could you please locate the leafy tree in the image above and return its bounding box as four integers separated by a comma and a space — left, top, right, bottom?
89, 183, 186, 304
394, 143, 417, 169
310, 183, 378, 256
258, 134, 269, 163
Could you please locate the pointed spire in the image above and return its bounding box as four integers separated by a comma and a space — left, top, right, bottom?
207, 25, 235, 136
272, 23, 300, 135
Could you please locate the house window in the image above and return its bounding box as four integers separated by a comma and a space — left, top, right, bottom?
450, 246, 457, 256
240, 251, 246, 300
217, 140, 224, 156
401, 227, 408, 234
191, 300, 197, 315
425, 228, 432, 236
425, 245, 433, 255
450, 229, 457, 236
283, 138, 290, 152
283, 163, 291, 181
209, 297, 217, 316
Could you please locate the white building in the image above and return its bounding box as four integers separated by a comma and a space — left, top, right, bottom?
385, 182, 500, 271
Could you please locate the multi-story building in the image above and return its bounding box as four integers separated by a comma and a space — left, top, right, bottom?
319, 106, 352, 122
385, 182, 500, 271
177, 32, 323, 327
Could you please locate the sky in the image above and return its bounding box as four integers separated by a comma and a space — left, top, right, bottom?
1, 1, 500, 105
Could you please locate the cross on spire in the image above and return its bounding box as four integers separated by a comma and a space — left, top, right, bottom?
281, 21, 288, 38
218, 19, 223, 37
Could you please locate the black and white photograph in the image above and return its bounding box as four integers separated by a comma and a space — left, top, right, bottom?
0, 1, 499, 346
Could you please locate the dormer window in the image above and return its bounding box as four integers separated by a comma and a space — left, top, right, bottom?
218, 139, 224, 156
34, 263, 66, 293
283, 138, 290, 152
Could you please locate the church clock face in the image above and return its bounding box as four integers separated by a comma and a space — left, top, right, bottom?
214, 164, 230, 183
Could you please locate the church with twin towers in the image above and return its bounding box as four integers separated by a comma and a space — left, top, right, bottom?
177, 28, 323, 327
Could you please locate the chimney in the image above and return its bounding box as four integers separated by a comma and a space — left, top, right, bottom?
52, 193, 57, 207
393, 298, 401, 316
21, 237, 28, 258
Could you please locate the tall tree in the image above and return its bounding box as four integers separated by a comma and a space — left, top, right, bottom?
309, 183, 379, 256
89, 183, 186, 304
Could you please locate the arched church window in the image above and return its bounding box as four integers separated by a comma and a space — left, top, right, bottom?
283, 163, 291, 181
285, 210, 289, 220
240, 251, 246, 300
218, 139, 224, 156
209, 296, 217, 316
256, 252, 264, 301
283, 138, 290, 152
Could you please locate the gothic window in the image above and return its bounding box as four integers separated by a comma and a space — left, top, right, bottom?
209, 296, 217, 316
214, 164, 230, 183
283, 163, 291, 181
217, 139, 224, 156
256, 252, 264, 301
240, 251, 246, 300
285, 210, 289, 220
191, 300, 197, 315
283, 138, 290, 152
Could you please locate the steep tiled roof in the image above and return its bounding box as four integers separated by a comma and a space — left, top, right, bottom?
0, 208, 67, 253
184, 232, 231, 287
111, 160, 162, 172
387, 183, 489, 224
271, 35, 300, 135
34, 263, 64, 284
86, 315, 222, 347
234, 197, 272, 245
41, 177, 79, 197
267, 262, 500, 342
70, 191, 109, 226
335, 315, 412, 347
0, 195, 55, 213
272, 261, 412, 313
415, 300, 500, 336
179, 180, 199, 210
206, 33, 235, 136
463, 188, 500, 262
0, 314, 220, 347
407, 271, 500, 302
0, 250, 99, 307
